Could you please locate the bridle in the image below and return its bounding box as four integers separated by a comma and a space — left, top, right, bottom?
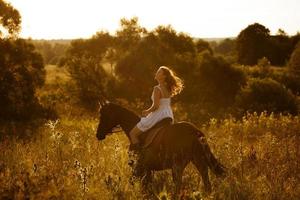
98, 99, 129, 136
106, 125, 123, 134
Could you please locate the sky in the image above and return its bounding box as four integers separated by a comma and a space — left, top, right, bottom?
5, 0, 300, 39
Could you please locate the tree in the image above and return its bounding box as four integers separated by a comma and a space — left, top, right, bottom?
114, 32, 176, 100
0, 1, 49, 121
115, 17, 146, 55
154, 25, 195, 55
277, 28, 287, 36
288, 41, 300, 73
185, 52, 246, 108
33, 40, 69, 65
108, 17, 147, 77
62, 31, 113, 109
0, 0, 21, 37
195, 39, 213, 54
237, 23, 270, 65
214, 38, 236, 55
214, 38, 237, 63
268, 32, 293, 66
114, 26, 197, 100
0, 38, 47, 120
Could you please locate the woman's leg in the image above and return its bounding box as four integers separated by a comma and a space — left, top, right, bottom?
128, 126, 143, 166
129, 126, 142, 145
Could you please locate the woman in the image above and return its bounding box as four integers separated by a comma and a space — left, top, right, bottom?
129, 66, 184, 150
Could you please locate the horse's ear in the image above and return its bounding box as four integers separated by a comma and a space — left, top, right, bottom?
98, 101, 103, 112
98, 95, 110, 112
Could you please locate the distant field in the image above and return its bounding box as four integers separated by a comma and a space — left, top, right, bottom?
45, 65, 70, 84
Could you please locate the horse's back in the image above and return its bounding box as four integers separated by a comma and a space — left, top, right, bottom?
166, 121, 204, 138
151, 121, 202, 152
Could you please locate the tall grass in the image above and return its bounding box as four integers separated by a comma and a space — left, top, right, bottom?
1, 112, 299, 199
1, 65, 299, 199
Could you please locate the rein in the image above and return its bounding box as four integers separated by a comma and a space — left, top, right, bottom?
107, 125, 123, 134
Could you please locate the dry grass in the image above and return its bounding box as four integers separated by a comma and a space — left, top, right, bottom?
1, 65, 299, 199
0, 113, 299, 199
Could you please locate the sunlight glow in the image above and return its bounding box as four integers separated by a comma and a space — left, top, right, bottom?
6, 0, 300, 39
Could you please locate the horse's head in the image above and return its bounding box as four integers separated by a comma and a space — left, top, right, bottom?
96, 102, 120, 140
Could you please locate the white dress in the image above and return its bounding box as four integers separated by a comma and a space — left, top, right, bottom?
136, 86, 174, 132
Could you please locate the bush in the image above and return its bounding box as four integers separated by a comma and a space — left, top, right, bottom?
271, 71, 300, 96
235, 78, 298, 115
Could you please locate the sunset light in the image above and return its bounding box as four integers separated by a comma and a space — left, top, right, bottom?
2, 0, 300, 199
6, 0, 300, 39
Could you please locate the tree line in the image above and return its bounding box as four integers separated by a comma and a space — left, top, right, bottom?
1, 0, 300, 123
60, 18, 300, 122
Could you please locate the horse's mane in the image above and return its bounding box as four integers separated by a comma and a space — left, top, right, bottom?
108, 102, 140, 121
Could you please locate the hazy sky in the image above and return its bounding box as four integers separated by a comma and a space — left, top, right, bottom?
6, 0, 300, 39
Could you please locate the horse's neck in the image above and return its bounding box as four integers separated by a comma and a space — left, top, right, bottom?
117, 105, 140, 136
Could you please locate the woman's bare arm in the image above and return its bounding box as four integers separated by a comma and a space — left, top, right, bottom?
142, 86, 161, 116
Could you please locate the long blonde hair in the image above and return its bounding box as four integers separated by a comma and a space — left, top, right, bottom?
159, 66, 184, 97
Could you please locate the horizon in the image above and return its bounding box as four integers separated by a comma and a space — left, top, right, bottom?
6, 0, 300, 40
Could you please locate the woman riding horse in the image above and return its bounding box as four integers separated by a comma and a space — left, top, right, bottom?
129, 66, 183, 151
96, 102, 226, 197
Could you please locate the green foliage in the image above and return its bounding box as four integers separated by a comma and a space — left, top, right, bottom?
33, 40, 69, 65
213, 38, 237, 64
0, 0, 21, 36
62, 32, 113, 109
115, 17, 146, 55
288, 41, 300, 72
154, 25, 195, 55
268, 34, 293, 66
0, 38, 49, 120
114, 25, 197, 100
290, 33, 300, 48
214, 38, 236, 55
270, 70, 300, 96
236, 24, 299, 66
237, 23, 270, 65
195, 39, 213, 54
257, 57, 271, 68
242, 65, 300, 96
257, 57, 271, 76
58, 18, 300, 120
0, 2, 56, 122
235, 78, 298, 115
183, 52, 246, 117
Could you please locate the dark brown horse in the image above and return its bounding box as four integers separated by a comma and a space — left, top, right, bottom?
96, 102, 225, 196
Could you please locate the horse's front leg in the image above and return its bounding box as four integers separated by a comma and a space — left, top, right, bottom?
141, 171, 153, 187
131, 164, 153, 195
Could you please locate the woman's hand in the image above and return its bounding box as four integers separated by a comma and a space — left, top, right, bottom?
142, 110, 149, 117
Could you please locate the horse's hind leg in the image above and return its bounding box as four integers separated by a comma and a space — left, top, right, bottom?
193, 159, 212, 193
172, 164, 185, 199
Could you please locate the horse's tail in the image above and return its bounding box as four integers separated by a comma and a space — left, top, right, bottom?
190, 125, 226, 177
198, 135, 226, 177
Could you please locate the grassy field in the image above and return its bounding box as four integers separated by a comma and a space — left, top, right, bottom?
0, 65, 299, 199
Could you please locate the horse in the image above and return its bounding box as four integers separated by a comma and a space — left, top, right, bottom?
96, 101, 225, 196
